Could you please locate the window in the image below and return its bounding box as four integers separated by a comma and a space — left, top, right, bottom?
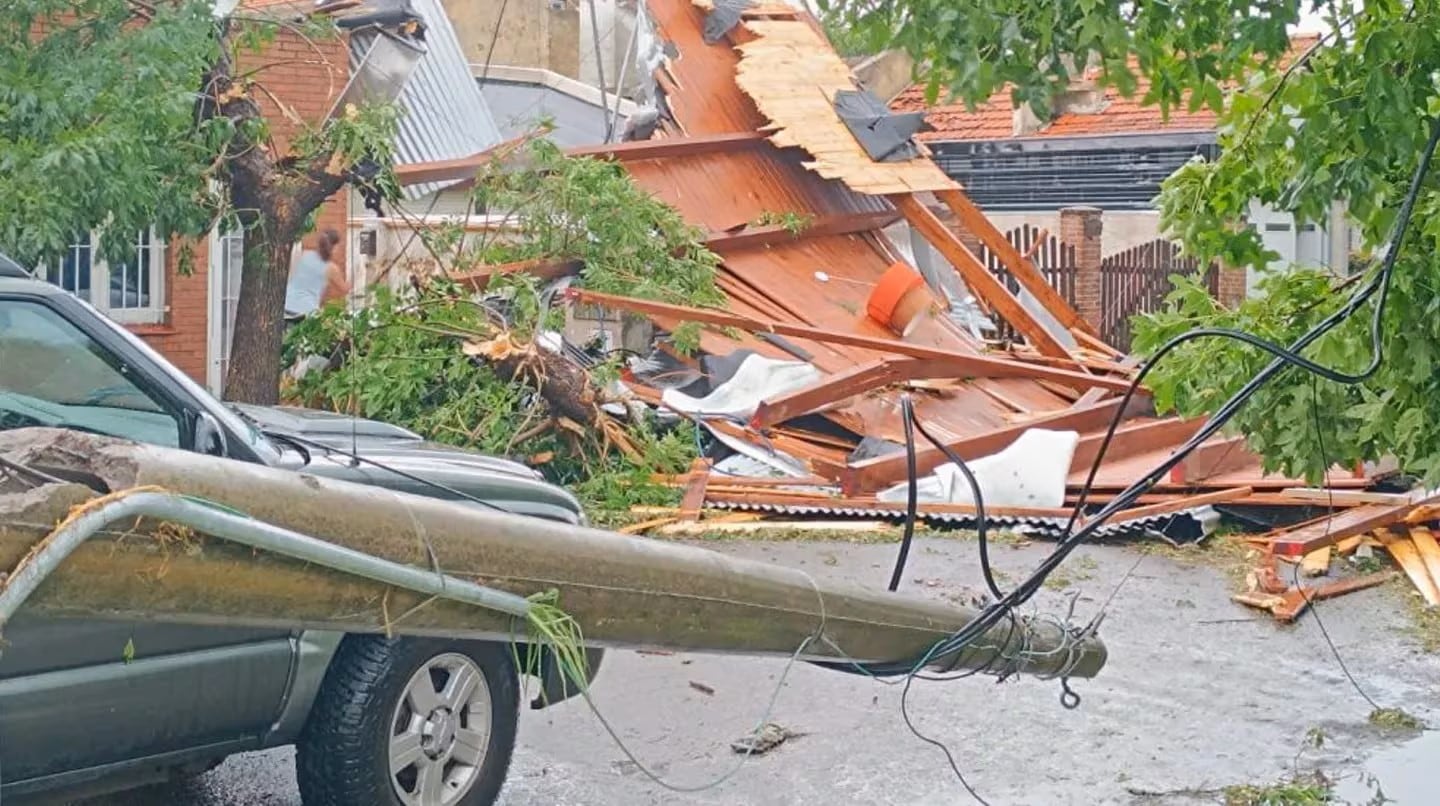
34, 229, 166, 324
0, 299, 181, 448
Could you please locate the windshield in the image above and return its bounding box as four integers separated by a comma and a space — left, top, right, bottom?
68, 296, 283, 463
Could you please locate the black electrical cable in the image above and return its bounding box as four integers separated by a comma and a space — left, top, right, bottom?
840, 111, 1440, 680
888, 395, 920, 592
911, 412, 1002, 600
888, 396, 1003, 599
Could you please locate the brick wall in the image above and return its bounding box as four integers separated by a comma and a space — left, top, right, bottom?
133, 26, 351, 387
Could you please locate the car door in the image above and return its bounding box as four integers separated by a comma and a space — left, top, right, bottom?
0, 296, 295, 784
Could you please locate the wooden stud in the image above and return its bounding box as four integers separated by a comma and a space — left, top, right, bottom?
1300, 546, 1332, 577
935, 188, 1097, 337
1406, 526, 1440, 600
1375, 528, 1440, 606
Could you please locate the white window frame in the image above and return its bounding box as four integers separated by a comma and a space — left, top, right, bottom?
206, 226, 246, 395
34, 228, 168, 325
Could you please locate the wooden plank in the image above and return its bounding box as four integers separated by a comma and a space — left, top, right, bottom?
751, 357, 989, 429
567, 289, 1135, 393
1268, 571, 1399, 623
833, 396, 1138, 494
1097, 487, 1254, 525
1334, 535, 1365, 555
704, 211, 900, 253
1406, 526, 1440, 600
1167, 435, 1260, 484
1069, 417, 1206, 475
1376, 528, 1440, 605
936, 188, 1096, 337
1300, 546, 1332, 577
889, 193, 1074, 361
1279, 488, 1420, 507
565, 131, 768, 162
1268, 500, 1433, 557
451, 258, 583, 290
678, 458, 712, 521
393, 132, 768, 187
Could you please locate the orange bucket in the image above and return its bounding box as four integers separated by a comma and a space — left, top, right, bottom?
865, 262, 933, 336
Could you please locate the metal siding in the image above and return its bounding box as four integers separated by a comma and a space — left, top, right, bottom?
350, 0, 503, 199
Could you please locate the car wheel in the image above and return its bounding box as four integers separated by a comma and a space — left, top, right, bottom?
296, 636, 520, 806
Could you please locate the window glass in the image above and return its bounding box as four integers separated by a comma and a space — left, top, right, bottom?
0, 299, 180, 447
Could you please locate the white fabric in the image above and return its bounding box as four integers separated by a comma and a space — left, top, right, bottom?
661, 354, 821, 420
877, 428, 1080, 509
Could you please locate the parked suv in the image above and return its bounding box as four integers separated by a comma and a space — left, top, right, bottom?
0, 254, 599, 805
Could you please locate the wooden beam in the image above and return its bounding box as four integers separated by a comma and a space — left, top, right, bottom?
704, 210, 900, 253
889, 193, 1073, 360
1096, 486, 1254, 525
1279, 488, 1421, 507
1068, 416, 1206, 475
832, 397, 1139, 494
393, 131, 768, 187
566, 131, 768, 162
752, 357, 965, 429
678, 458, 712, 521
566, 289, 1136, 393
1377, 529, 1440, 605
1268, 495, 1440, 557
1262, 571, 1399, 623
935, 188, 1097, 337
1407, 526, 1440, 602
1167, 434, 1260, 484
450, 258, 583, 290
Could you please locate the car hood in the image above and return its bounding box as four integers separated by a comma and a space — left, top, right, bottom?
232, 404, 585, 524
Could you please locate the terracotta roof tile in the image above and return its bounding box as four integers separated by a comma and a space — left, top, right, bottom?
895, 35, 1319, 142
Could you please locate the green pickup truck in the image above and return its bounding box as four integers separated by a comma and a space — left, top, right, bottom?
0, 254, 599, 805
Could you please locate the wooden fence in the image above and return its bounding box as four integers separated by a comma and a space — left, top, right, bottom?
974, 224, 1077, 344
1099, 239, 1216, 351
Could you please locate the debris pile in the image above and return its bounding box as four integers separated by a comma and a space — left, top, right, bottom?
384, 0, 1396, 542
1237, 489, 1440, 621
553, 0, 1385, 539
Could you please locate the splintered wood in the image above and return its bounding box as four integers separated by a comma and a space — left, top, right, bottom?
729, 19, 957, 195
1240, 501, 1440, 622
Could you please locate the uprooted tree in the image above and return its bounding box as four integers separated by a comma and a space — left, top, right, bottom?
286, 139, 723, 514
822, 0, 1440, 482
0, 0, 397, 404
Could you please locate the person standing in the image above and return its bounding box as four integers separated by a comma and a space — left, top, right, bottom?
284, 228, 348, 324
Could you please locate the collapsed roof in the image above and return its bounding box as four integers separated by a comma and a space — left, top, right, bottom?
399, 0, 1385, 538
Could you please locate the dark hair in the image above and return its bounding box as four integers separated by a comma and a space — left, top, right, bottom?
316, 228, 341, 262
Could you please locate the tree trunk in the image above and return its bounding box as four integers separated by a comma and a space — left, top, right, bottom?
224, 233, 297, 404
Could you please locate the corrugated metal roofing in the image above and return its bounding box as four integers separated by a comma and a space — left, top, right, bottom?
349, 0, 502, 198
705, 498, 1221, 541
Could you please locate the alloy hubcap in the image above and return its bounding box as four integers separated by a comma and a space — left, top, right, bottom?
388, 653, 491, 806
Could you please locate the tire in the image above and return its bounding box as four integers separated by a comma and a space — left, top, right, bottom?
296, 636, 520, 806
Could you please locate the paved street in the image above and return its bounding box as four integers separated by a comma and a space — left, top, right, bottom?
79, 537, 1439, 805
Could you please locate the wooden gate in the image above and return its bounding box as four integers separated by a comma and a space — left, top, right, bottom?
1099, 239, 1215, 351
974, 224, 1077, 343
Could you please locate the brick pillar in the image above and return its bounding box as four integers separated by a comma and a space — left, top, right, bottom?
1216, 264, 1248, 307
1061, 206, 1104, 331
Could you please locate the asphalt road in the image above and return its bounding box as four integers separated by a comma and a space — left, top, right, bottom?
74, 537, 1440, 805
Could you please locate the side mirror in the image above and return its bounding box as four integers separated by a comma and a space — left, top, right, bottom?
193, 411, 228, 457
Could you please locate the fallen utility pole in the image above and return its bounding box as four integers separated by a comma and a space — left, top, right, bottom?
0, 429, 1106, 679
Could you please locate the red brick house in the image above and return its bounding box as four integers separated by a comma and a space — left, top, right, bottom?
32, 0, 353, 392
35, 0, 501, 395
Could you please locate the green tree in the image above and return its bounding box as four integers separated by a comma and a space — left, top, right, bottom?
0, 0, 397, 404
822, 1, 1440, 482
